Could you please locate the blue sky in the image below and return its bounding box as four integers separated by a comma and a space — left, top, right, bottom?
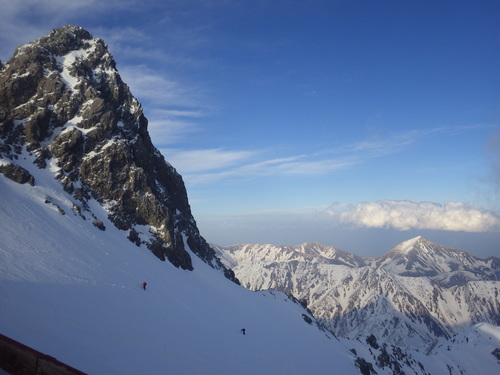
1, 0, 499, 257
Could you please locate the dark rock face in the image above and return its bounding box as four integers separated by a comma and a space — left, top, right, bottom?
0, 163, 34, 185
0, 25, 238, 282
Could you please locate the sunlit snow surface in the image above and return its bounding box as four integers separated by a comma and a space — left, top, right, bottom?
0, 171, 357, 374
1, 154, 499, 374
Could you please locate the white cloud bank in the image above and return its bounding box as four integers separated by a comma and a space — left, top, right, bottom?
327, 200, 500, 232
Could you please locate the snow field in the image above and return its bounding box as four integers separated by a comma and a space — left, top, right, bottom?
0, 174, 359, 375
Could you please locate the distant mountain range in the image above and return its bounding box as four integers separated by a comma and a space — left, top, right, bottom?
213, 237, 500, 350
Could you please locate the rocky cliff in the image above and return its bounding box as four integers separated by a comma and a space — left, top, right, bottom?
0, 25, 237, 282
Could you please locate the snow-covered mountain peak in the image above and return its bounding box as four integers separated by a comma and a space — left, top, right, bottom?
383, 235, 452, 259
212, 241, 365, 268
216, 239, 500, 351
391, 235, 424, 254
375, 236, 498, 284
0, 25, 236, 279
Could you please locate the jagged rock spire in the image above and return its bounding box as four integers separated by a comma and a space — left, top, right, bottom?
0, 25, 238, 282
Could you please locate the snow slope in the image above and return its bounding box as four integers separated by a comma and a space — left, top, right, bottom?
344, 322, 500, 375
0, 170, 358, 375
1, 152, 499, 375
214, 240, 500, 350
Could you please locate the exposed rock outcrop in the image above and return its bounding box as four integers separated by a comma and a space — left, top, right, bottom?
0, 25, 237, 282
0, 163, 35, 185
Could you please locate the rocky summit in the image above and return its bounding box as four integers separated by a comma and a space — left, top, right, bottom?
0, 25, 237, 282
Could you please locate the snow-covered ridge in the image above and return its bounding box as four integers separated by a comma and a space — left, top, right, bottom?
214, 241, 366, 269
2, 162, 499, 374
0, 24, 231, 273
391, 235, 423, 254
214, 239, 500, 351
0, 172, 357, 374
377, 236, 498, 280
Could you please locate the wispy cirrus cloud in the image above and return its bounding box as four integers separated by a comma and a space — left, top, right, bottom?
241, 155, 356, 176
170, 126, 469, 185
148, 118, 199, 146
0, 0, 137, 59
118, 64, 213, 146
177, 153, 359, 185
351, 127, 444, 155
326, 200, 500, 232
161, 148, 257, 173
119, 65, 207, 108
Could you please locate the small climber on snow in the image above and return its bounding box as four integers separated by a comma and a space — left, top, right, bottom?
141, 282, 147, 290
241, 328, 246, 335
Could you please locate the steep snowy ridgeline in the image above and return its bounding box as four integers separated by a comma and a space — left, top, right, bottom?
426, 323, 500, 374
0, 174, 361, 375
3, 173, 498, 375
394, 276, 500, 330
342, 322, 500, 375
229, 259, 452, 348
0, 25, 232, 272
214, 240, 500, 351
377, 236, 499, 283
213, 242, 366, 268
